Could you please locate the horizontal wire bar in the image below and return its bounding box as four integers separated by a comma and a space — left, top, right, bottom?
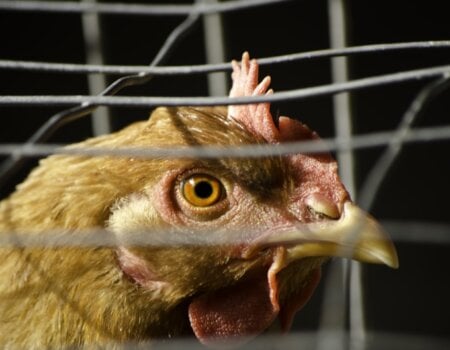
0, 124, 449, 159
1, 64, 450, 108
0, 221, 448, 248
1, 41, 449, 75
147, 331, 450, 350
383, 221, 450, 245
0, 0, 293, 15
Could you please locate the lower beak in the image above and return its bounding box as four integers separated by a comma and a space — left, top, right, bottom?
257, 202, 398, 268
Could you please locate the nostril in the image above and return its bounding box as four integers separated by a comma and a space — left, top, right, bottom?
305, 194, 340, 220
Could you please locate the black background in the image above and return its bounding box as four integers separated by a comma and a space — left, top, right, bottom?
0, 0, 449, 344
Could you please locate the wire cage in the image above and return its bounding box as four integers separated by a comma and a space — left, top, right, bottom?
0, 0, 449, 349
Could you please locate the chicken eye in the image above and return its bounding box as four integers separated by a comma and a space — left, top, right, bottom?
182, 174, 223, 207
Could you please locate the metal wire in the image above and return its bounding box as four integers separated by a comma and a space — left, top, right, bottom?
1, 0, 450, 349
1, 220, 449, 248
1, 124, 450, 159
2, 64, 450, 108
82, 0, 112, 136
1, 41, 450, 75
0, 0, 294, 15
320, 2, 356, 350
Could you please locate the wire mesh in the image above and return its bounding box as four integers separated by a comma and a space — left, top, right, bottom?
0, 0, 449, 349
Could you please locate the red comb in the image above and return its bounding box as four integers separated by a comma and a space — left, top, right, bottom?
228, 52, 315, 144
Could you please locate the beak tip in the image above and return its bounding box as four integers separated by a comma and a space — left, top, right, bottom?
381, 255, 399, 269
342, 202, 399, 269
387, 254, 400, 269
358, 243, 399, 269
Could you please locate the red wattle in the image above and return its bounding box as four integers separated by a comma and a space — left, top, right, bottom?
188, 275, 278, 347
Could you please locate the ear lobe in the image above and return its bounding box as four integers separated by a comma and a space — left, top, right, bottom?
116, 247, 170, 291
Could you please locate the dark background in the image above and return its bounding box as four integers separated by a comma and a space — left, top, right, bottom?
0, 0, 449, 345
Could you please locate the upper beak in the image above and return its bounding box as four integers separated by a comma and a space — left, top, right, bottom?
254, 202, 399, 269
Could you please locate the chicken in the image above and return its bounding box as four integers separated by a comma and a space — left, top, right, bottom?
0, 52, 398, 348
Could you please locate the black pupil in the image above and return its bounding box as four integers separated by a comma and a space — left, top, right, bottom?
194, 181, 214, 199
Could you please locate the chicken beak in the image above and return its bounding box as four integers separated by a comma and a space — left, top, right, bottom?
257, 202, 399, 268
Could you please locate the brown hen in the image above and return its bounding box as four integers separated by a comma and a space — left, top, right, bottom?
0, 53, 398, 348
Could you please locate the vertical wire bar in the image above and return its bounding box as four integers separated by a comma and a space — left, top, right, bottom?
196, 0, 228, 96
82, 0, 112, 135
349, 262, 365, 350
319, 0, 363, 349
327, 2, 366, 350
328, 4, 355, 194
317, 260, 348, 350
